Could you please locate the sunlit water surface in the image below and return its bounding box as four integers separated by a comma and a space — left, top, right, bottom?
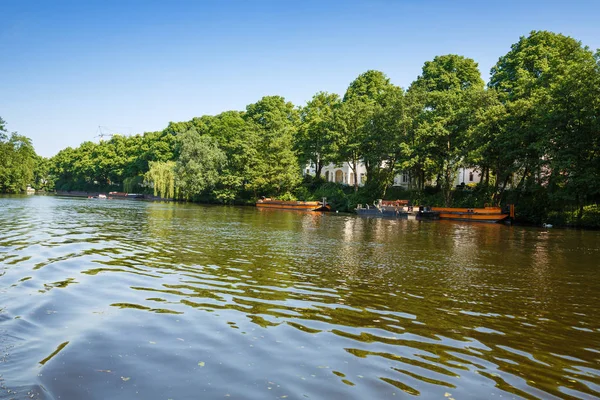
0, 195, 599, 399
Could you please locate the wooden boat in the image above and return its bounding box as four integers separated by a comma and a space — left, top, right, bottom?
430, 205, 513, 223
256, 198, 330, 211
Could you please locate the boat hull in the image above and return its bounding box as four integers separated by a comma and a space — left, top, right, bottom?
356, 208, 408, 218
256, 200, 330, 212
431, 207, 509, 223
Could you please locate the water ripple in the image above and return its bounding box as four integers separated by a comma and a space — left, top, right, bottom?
1, 195, 599, 399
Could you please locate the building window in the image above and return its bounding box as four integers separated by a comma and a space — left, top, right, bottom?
349, 172, 354, 185
306, 169, 310, 175
469, 172, 474, 182
325, 171, 329, 181
402, 173, 409, 183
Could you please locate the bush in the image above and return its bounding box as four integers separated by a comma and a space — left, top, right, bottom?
312, 182, 354, 212
503, 187, 550, 225
546, 211, 568, 226
579, 205, 600, 228
293, 186, 313, 201
278, 192, 297, 201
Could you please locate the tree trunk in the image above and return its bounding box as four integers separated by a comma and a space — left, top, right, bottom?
352, 160, 358, 192
514, 167, 529, 205
496, 174, 511, 205
443, 167, 453, 207
435, 172, 442, 190
315, 161, 323, 180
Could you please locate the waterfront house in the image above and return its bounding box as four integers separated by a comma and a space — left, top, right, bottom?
304, 162, 482, 189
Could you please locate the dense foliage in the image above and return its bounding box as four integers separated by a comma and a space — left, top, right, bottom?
0, 117, 39, 193
1, 31, 599, 227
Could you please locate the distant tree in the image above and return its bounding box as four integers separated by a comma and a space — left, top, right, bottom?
411, 54, 484, 92
33, 155, 51, 190
244, 96, 302, 196
489, 31, 600, 217
343, 70, 393, 102
175, 129, 227, 200
204, 111, 260, 202
335, 70, 395, 191
409, 54, 485, 205
364, 86, 421, 197
0, 118, 38, 193
296, 92, 341, 179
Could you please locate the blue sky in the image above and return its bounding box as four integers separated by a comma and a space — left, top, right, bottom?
2, 0, 599, 157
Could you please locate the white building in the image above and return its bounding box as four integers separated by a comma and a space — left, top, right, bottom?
305, 162, 482, 189
305, 162, 411, 188
454, 167, 482, 187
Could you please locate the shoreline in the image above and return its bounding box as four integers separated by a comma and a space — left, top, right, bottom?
45, 191, 599, 231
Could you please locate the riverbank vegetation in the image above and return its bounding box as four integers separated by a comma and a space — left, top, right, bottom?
0, 117, 41, 193
1, 31, 599, 227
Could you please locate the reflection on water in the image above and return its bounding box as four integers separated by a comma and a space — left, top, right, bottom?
1, 195, 599, 399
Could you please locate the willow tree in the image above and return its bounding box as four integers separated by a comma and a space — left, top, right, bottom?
145, 161, 176, 199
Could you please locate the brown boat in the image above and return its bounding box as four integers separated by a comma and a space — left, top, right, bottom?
431, 205, 514, 223
256, 198, 330, 211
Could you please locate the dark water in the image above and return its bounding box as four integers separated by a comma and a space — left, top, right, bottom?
1, 196, 599, 400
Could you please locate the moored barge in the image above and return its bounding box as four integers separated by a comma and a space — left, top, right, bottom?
256, 198, 330, 211
431, 205, 514, 223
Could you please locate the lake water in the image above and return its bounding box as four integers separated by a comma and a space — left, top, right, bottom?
0, 195, 599, 399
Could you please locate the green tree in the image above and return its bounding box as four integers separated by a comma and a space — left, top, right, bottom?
364, 86, 421, 197
410, 55, 485, 205
412, 54, 484, 92
0, 133, 37, 193
296, 92, 341, 179
468, 90, 512, 201
33, 155, 52, 190
204, 111, 260, 203
244, 96, 301, 196
343, 70, 393, 102
175, 129, 227, 200
0, 118, 38, 193
333, 98, 371, 192
145, 161, 177, 199
489, 31, 600, 217
543, 40, 600, 219
336, 70, 395, 192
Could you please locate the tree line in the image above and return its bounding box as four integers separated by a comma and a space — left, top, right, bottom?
2, 31, 599, 226
0, 116, 43, 193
